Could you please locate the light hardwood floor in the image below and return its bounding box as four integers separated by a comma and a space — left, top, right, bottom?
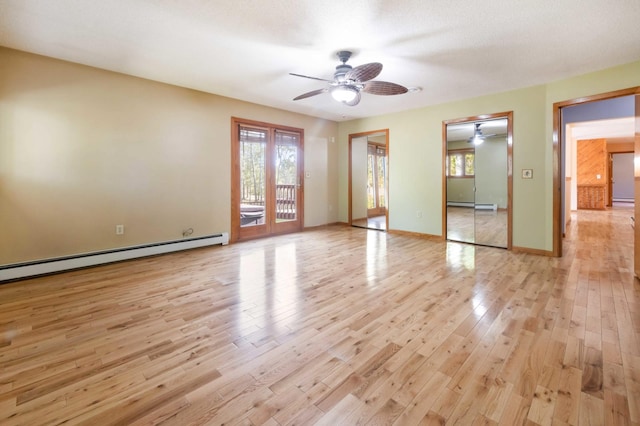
0, 206, 638, 425
446, 207, 508, 248
352, 215, 386, 231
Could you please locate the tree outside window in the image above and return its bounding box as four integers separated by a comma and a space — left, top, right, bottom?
448, 149, 474, 178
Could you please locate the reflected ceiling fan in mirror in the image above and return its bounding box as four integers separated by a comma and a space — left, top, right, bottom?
290, 51, 408, 106
468, 123, 497, 145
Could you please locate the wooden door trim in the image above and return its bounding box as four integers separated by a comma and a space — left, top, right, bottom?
348, 129, 389, 230
442, 111, 514, 249
635, 94, 640, 279
230, 117, 304, 243
552, 86, 640, 257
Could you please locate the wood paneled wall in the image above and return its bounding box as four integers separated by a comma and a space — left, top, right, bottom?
577, 139, 607, 209
577, 139, 607, 184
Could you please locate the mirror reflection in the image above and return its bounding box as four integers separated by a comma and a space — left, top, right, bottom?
351, 132, 388, 231
446, 118, 509, 248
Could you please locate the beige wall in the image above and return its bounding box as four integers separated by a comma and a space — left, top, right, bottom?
0, 47, 339, 265
338, 59, 640, 251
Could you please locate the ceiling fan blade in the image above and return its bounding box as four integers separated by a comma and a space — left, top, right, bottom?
289, 72, 333, 83
343, 91, 361, 106
345, 62, 382, 82
293, 88, 328, 101
363, 81, 408, 96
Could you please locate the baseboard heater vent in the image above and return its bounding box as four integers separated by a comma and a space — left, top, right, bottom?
475, 203, 497, 210
0, 233, 229, 282
447, 202, 497, 210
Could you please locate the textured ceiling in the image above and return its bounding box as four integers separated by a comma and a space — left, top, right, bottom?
1, 0, 640, 122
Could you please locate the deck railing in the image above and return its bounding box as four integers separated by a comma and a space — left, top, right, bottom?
241, 184, 296, 221
275, 184, 296, 220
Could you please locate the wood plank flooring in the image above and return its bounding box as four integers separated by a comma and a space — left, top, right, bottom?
352, 215, 386, 231
0, 205, 638, 425
446, 207, 508, 248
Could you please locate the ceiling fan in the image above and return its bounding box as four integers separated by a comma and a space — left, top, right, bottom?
290, 51, 408, 106
468, 123, 497, 145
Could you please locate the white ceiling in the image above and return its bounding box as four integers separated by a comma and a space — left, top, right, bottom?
1, 0, 640, 122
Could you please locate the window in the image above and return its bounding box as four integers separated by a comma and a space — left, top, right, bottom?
448, 149, 474, 177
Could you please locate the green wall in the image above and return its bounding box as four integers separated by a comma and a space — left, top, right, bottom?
338, 59, 640, 252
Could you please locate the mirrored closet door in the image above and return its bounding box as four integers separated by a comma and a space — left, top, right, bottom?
444, 113, 512, 248
349, 130, 389, 231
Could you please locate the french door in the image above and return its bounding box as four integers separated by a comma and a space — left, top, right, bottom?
231, 118, 304, 242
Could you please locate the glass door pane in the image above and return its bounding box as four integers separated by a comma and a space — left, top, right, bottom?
239, 127, 267, 228
271, 129, 302, 235
274, 130, 298, 223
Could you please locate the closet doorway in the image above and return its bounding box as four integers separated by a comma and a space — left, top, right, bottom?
349, 129, 389, 231
443, 112, 513, 248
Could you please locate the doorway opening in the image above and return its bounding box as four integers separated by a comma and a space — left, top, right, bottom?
552, 88, 639, 257
349, 129, 389, 231
611, 152, 634, 205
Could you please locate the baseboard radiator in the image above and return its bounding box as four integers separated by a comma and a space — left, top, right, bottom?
447, 202, 497, 210
0, 233, 229, 282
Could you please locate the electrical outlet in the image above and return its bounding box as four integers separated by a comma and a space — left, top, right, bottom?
416, 211, 423, 218
116, 225, 124, 235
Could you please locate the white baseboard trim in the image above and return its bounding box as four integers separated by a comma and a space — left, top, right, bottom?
0, 233, 229, 282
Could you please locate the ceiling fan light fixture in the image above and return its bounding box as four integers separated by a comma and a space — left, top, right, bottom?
331, 85, 358, 103
472, 135, 484, 145
468, 122, 485, 145
291, 50, 406, 106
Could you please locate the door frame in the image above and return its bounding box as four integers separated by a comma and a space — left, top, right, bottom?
230, 117, 304, 243
552, 87, 640, 257
348, 129, 389, 230
442, 111, 513, 249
